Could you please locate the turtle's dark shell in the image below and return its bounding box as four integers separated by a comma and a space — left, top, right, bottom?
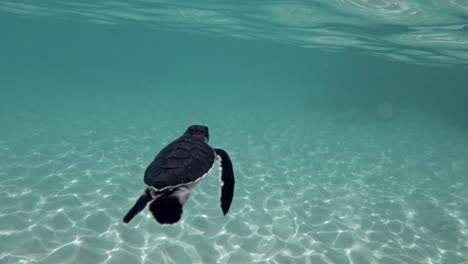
123, 125, 235, 226
144, 134, 215, 190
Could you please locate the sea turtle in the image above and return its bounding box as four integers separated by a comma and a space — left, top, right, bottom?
123, 125, 235, 225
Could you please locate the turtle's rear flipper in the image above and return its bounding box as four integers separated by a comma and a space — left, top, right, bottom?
149, 187, 189, 225
214, 148, 235, 215
123, 188, 152, 224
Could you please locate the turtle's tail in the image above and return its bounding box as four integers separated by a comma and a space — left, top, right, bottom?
149, 187, 190, 225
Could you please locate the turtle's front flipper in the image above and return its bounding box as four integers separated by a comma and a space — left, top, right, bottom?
214, 148, 235, 215
123, 188, 152, 224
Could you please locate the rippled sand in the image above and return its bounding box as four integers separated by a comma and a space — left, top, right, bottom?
1, 108, 468, 264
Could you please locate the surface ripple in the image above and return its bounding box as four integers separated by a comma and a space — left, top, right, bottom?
1, 0, 468, 65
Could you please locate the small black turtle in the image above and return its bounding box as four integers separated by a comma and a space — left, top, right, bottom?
123, 125, 235, 225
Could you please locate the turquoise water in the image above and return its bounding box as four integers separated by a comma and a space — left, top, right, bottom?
1, 1, 468, 264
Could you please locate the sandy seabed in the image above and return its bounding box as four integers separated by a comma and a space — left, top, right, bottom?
1, 109, 467, 264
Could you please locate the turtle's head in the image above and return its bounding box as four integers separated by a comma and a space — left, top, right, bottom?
185, 125, 209, 142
